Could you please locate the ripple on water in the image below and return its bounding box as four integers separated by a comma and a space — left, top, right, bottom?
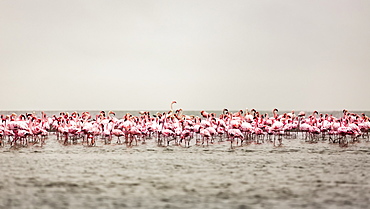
1, 135, 370, 209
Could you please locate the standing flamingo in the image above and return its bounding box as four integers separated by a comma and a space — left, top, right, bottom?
169, 101, 177, 116
227, 128, 244, 149
200, 127, 211, 146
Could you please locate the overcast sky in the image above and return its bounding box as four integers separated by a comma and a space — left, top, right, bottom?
1, 0, 369, 112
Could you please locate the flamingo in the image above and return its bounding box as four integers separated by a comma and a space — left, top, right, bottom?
227, 128, 244, 149
240, 121, 252, 141
244, 108, 254, 122
180, 129, 192, 147
112, 128, 124, 144
160, 128, 175, 146
168, 101, 177, 116
200, 128, 211, 146
0, 109, 365, 149
270, 119, 284, 146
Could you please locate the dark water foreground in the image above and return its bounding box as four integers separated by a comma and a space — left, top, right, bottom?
0, 135, 369, 209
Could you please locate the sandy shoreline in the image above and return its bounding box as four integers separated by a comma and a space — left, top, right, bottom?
0, 136, 369, 209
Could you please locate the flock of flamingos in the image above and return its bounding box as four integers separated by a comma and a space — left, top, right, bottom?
0, 101, 369, 149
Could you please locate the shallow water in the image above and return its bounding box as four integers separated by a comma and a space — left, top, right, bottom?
0, 134, 369, 209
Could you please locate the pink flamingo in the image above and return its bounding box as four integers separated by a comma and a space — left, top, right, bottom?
200, 127, 211, 146
160, 128, 175, 146
112, 128, 124, 144
180, 129, 192, 147
270, 119, 284, 146
227, 128, 244, 148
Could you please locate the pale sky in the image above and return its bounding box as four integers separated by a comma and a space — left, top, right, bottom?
1, 0, 369, 112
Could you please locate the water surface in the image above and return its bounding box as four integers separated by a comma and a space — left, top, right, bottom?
0, 132, 369, 209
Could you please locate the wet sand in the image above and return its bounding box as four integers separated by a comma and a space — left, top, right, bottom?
0, 135, 369, 209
